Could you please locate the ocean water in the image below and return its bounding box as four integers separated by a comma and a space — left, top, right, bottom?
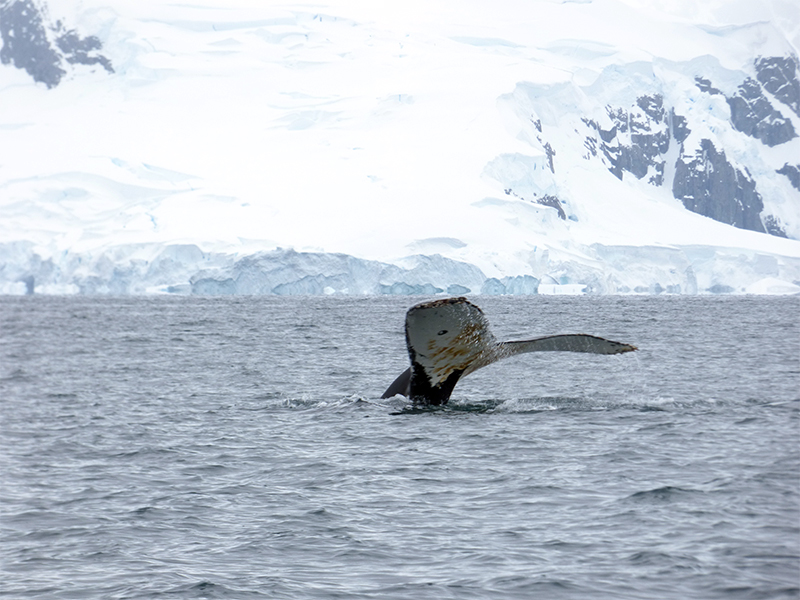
1, 295, 798, 600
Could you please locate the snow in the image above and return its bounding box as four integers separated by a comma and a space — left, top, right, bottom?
745, 276, 800, 294
1, 0, 799, 294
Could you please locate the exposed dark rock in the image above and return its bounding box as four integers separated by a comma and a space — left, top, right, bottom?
595, 120, 617, 143
648, 163, 666, 186
577, 80, 792, 238
694, 59, 798, 145
727, 78, 796, 146
755, 55, 800, 117
537, 194, 566, 220
54, 22, 113, 73
777, 163, 800, 191
0, 0, 112, 87
673, 139, 766, 233
583, 95, 672, 184
763, 215, 788, 238
583, 132, 598, 158
626, 96, 671, 183
694, 76, 723, 95
543, 141, 556, 173
0, 0, 65, 87
529, 118, 556, 172
503, 187, 567, 220
637, 94, 664, 120
671, 110, 690, 143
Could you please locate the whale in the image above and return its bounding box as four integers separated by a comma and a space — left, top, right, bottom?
381, 297, 636, 405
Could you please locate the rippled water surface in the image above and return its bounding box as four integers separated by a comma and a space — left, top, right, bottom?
1, 295, 798, 599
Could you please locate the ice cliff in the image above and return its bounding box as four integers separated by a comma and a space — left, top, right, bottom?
3, 241, 797, 296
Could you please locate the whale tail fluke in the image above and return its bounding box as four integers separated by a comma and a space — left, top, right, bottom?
381, 297, 636, 406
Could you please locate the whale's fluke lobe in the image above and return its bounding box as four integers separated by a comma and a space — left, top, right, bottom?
381, 297, 636, 406
498, 334, 637, 356
382, 367, 411, 399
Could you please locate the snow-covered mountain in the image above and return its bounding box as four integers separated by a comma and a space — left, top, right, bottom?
1, 0, 799, 295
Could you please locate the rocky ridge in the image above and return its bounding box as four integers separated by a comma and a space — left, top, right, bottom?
0, 0, 113, 88
495, 55, 800, 240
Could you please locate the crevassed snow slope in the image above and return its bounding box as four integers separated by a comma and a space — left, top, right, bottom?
1, 0, 799, 294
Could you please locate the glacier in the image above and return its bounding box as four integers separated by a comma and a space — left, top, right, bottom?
3, 240, 798, 296
1, 0, 799, 295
